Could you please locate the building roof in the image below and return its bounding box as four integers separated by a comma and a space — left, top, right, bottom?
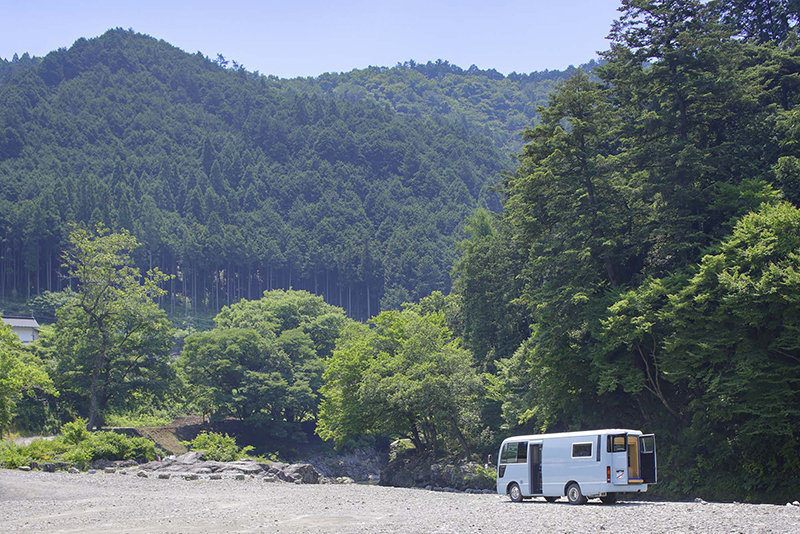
1, 316, 40, 329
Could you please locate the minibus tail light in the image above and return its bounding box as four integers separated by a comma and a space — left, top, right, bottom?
607, 466, 611, 483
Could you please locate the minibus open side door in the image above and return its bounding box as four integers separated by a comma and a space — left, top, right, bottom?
528, 442, 542, 495
609, 433, 627, 485
639, 434, 657, 484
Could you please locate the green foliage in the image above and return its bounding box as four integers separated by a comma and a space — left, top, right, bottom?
179, 290, 349, 437
46, 226, 176, 429
0, 417, 156, 469
0, 322, 55, 437
317, 307, 485, 459
183, 431, 254, 462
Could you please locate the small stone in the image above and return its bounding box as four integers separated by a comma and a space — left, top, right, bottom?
210, 474, 222, 480
136, 471, 148, 478
234, 474, 246, 481
787, 503, 794, 507
17, 466, 31, 472
87, 469, 97, 474
119, 469, 128, 475
793, 501, 800, 507
294, 479, 302, 484
158, 473, 171, 480
183, 474, 198, 480
68, 467, 80, 474
425, 485, 433, 491
104, 467, 116, 474
263, 475, 277, 482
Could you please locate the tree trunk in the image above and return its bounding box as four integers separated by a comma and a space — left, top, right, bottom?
450, 418, 472, 460
87, 325, 109, 430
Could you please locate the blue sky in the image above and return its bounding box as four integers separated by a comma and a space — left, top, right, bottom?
0, 0, 622, 78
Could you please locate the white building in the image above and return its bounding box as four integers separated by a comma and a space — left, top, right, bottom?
1, 316, 40, 344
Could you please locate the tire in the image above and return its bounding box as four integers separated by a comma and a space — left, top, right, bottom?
566, 483, 587, 505
544, 496, 558, 503
600, 494, 618, 504
508, 483, 523, 503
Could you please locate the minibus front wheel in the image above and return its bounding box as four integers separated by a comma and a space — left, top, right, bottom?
566, 482, 587, 505
508, 483, 523, 503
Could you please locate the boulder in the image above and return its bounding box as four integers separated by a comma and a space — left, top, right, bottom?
183, 474, 198, 480
68, 467, 80, 474
104, 467, 116, 474
17, 466, 31, 472
42, 463, 56, 473
87, 469, 97, 474
136, 470, 148, 478
158, 473, 171, 479
234, 474, 246, 481
282, 463, 322, 484
209, 474, 222, 480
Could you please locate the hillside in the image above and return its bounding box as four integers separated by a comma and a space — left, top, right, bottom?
0, 29, 535, 320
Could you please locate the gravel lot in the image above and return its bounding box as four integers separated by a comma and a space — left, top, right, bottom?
0, 470, 797, 533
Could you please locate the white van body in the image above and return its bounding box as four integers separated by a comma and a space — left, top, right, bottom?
496, 429, 657, 504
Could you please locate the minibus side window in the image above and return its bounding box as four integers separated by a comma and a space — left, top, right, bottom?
501, 442, 518, 464
572, 442, 593, 458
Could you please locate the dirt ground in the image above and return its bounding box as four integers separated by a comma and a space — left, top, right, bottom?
1, 470, 798, 533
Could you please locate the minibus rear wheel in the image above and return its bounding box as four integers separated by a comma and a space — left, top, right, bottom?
566, 483, 587, 505
508, 483, 523, 503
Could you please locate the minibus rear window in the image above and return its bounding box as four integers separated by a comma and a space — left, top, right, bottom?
501, 442, 527, 463
607, 434, 627, 452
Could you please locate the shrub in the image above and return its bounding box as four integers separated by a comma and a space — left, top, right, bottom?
0, 418, 157, 470
183, 431, 254, 462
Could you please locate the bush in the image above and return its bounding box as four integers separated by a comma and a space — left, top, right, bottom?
0, 418, 157, 470
183, 431, 254, 462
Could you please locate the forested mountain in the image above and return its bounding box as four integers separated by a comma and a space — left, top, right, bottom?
283, 59, 599, 154
0, 29, 515, 321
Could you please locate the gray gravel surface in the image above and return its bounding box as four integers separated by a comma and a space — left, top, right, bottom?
0, 470, 798, 533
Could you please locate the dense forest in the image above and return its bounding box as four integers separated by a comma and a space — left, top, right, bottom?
1, 0, 799, 504
0, 30, 542, 322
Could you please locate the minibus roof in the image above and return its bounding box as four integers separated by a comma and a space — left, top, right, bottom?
501, 429, 644, 444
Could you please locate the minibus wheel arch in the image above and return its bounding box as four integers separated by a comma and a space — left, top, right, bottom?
563, 481, 578, 496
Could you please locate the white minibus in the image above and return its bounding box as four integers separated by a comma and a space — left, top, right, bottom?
496, 429, 656, 504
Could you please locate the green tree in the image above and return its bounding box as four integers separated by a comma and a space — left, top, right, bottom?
317, 308, 484, 459
0, 323, 54, 437
56, 225, 173, 429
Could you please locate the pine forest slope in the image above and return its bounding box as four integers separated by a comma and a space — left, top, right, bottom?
0, 29, 571, 320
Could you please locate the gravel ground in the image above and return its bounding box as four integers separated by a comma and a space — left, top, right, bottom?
0, 470, 798, 533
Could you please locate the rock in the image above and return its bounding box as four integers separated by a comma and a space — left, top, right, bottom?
158, 473, 171, 479
425, 485, 433, 491
234, 474, 245, 480
793, 501, 799, 507
183, 474, 198, 481
694, 498, 707, 505
119, 469, 128, 475
87, 469, 97, 474
294, 479, 302, 484
209, 474, 222, 480
195, 467, 212, 474
787, 503, 794, 507
482, 489, 494, 494
263, 475, 278, 483
104, 467, 116, 474
334, 477, 355, 484
282, 463, 322, 484
68, 467, 80, 474
17, 466, 31, 472
136, 471, 148, 478
175, 451, 204, 464
42, 463, 56, 473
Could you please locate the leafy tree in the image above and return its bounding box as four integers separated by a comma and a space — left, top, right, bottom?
0, 322, 54, 437
317, 308, 484, 459
54, 225, 174, 429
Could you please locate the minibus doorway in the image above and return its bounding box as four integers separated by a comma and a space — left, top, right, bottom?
528, 443, 542, 494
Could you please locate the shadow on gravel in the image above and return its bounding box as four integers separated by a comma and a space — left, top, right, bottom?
502, 500, 659, 507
